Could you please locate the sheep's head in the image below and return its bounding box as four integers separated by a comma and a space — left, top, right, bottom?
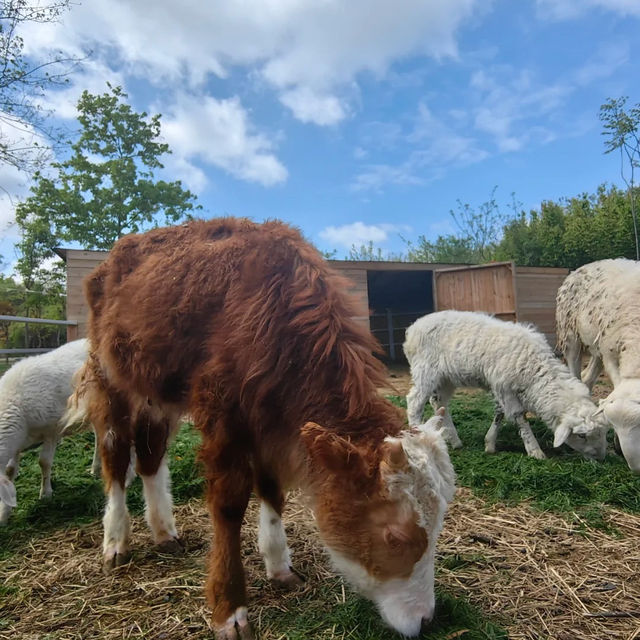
553, 406, 608, 461
599, 381, 640, 474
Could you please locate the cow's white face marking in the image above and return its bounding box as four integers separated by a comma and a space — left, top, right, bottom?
323, 414, 455, 637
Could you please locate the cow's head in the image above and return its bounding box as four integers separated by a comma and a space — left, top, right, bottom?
302, 410, 455, 636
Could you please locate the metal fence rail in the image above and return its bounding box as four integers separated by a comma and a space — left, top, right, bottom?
369, 308, 430, 361
0, 315, 77, 357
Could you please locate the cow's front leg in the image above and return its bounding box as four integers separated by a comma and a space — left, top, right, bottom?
257, 488, 304, 589
203, 434, 254, 640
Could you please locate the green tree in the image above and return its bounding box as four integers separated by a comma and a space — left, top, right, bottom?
599, 97, 640, 259
15, 84, 200, 251
405, 234, 476, 263
448, 186, 511, 262
495, 184, 637, 269
0, 0, 78, 176
346, 241, 405, 261
407, 187, 514, 264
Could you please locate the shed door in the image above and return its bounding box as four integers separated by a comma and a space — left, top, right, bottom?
434, 262, 517, 321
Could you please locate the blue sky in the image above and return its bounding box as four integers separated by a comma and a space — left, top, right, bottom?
1, 0, 640, 268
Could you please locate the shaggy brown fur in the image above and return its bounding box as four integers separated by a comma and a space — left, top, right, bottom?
78, 218, 411, 635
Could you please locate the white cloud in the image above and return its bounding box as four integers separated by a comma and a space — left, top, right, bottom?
536, 0, 640, 19
469, 68, 569, 152
319, 222, 403, 248
42, 62, 126, 120
573, 42, 630, 87
160, 94, 288, 188
352, 104, 488, 193
351, 164, 426, 193
20, 0, 481, 126
279, 87, 346, 126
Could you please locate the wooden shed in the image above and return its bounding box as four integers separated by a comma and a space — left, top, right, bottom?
56, 249, 568, 361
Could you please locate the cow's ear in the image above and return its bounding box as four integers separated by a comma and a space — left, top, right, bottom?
379, 438, 408, 476
301, 422, 368, 476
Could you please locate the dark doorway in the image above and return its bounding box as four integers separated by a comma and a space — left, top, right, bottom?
367, 270, 434, 361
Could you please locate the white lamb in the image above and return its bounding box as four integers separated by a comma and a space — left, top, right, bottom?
556, 258, 640, 473
404, 310, 608, 461
0, 339, 94, 524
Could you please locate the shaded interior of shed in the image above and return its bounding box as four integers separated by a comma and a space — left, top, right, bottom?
367, 270, 434, 361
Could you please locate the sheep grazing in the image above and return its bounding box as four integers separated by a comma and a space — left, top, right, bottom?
556, 258, 640, 472
404, 310, 608, 461
0, 339, 90, 524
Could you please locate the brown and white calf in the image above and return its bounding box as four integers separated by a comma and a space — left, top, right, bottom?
70, 218, 455, 639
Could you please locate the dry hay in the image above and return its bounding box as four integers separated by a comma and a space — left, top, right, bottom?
439, 488, 640, 640
1, 490, 639, 640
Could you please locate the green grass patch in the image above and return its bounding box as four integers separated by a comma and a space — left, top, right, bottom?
388, 391, 640, 529
1, 417, 508, 638
261, 579, 506, 640
0, 423, 204, 555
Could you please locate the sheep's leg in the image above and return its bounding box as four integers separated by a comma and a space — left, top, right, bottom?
582, 355, 603, 392
515, 415, 546, 460
406, 375, 431, 426
602, 352, 621, 387
564, 337, 582, 380
256, 477, 303, 589
484, 410, 505, 454
0, 455, 20, 524
430, 384, 462, 449
5, 454, 20, 481
134, 411, 181, 552
38, 437, 57, 499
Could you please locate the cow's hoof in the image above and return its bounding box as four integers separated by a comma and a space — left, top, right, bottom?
214, 607, 254, 640
103, 551, 131, 573
157, 537, 185, 555
270, 567, 305, 590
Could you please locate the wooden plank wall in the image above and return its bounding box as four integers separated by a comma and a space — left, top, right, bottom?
330, 266, 370, 329
64, 253, 374, 338
434, 262, 517, 321
514, 266, 569, 345
65, 250, 107, 340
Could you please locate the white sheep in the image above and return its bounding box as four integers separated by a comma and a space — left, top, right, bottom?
556, 258, 640, 472
403, 310, 608, 460
0, 339, 95, 524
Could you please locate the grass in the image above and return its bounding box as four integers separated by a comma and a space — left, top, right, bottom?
260, 582, 506, 640
0, 425, 204, 556
3, 389, 639, 638
0, 417, 510, 639
388, 391, 640, 530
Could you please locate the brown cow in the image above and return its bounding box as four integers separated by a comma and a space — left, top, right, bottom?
70, 218, 455, 639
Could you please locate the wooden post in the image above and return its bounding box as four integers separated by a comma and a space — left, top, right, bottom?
386, 308, 396, 362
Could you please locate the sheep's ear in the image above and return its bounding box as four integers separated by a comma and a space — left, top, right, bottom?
593, 400, 606, 417
553, 422, 572, 448
416, 407, 446, 433
0, 476, 17, 508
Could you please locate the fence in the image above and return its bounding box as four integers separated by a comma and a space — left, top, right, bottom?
0, 315, 78, 356
369, 309, 429, 362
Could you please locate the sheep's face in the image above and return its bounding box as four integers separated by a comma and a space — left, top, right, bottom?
600, 388, 640, 473
553, 410, 608, 461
